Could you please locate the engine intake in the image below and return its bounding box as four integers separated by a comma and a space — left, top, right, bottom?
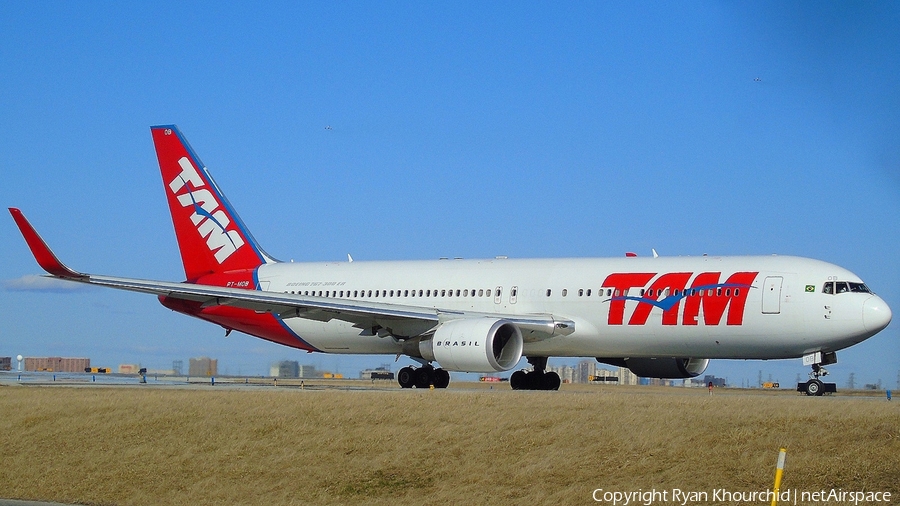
420, 319, 523, 373
596, 357, 709, 379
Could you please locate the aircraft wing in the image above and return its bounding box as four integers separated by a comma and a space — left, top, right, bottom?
9, 208, 573, 341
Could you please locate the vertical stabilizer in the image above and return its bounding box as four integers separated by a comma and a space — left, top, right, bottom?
151, 125, 275, 281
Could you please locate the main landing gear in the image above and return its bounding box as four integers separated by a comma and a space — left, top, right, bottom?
397, 364, 451, 389
510, 356, 561, 391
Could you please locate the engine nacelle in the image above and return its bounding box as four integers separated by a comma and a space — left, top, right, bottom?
597, 357, 710, 379
419, 318, 523, 373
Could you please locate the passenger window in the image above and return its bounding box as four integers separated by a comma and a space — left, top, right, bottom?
464, 289, 469, 297
547, 289, 552, 297
578, 289, 584, 296
562, 289, 568, 297
478, 289, 483, 297
441, 290, 446, 297
486, 289, 492, 297
587, 289, 591, 296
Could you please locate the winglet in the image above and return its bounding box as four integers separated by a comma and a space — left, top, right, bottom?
8, 208, 88, 280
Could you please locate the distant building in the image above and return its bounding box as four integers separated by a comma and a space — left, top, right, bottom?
701, 375, 726, 388
270, 361, 300, 378
24, 357, 90, 373
298, 365, 320, 379
172, 360, 183, 376
546, 364, 575, 383
616, 367, 639, 385
188, 357, 217, 377
360, 366, 394, 380
119, 364, 141, 374
576, 359, 597, 383
0, 357, 11, 371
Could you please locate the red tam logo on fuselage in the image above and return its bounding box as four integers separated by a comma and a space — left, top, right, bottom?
167, 157, 245, 263
601, 271, 758, 326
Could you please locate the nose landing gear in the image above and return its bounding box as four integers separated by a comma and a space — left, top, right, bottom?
797, 352, 838, 396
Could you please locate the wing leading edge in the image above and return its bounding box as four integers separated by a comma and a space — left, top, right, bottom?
8, 208, 573, 342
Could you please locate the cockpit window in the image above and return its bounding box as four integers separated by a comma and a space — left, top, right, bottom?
848, 282, 871, 293
822, 281, 871, 295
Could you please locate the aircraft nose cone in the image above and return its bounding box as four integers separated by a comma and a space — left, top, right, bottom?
863, 296, 892, 333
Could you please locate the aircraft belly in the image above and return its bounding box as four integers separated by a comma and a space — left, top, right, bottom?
523, 310, 823, 360
282, 318, 402, 354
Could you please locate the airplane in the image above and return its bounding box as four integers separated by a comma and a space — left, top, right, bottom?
9, 125, 892, 392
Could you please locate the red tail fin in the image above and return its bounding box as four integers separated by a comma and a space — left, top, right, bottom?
151, 125, 274, 282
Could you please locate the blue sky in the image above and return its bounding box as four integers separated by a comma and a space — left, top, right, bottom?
1, 2, 897, 386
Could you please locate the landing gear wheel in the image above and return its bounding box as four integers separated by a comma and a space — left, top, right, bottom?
434, 368, 451, 389
525, 371, 544, 390
511, 357, 561, 391
397, 366, 415, 389
805, 379, 823, 396
510, 370, 527, 390
414, 367, 434, 389
543, 371, 561, 391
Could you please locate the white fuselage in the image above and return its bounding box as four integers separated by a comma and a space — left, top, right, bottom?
256, 254, 889, 360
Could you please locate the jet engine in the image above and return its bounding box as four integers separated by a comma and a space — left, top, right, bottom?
597, 357, 709, 379
419, 318, 524, 373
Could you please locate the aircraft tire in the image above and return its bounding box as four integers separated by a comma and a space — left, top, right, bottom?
414, 367, 434, 388
543, 371, 561, 391
398, 366, 415, 388
510, 370, 527, 390
434, 368, 451, 389
805, 379, 823, 396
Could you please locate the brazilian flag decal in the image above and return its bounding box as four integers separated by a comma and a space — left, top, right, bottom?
805, 285, 815, 292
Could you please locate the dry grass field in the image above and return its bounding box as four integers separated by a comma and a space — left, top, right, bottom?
1, 383, 897, 506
